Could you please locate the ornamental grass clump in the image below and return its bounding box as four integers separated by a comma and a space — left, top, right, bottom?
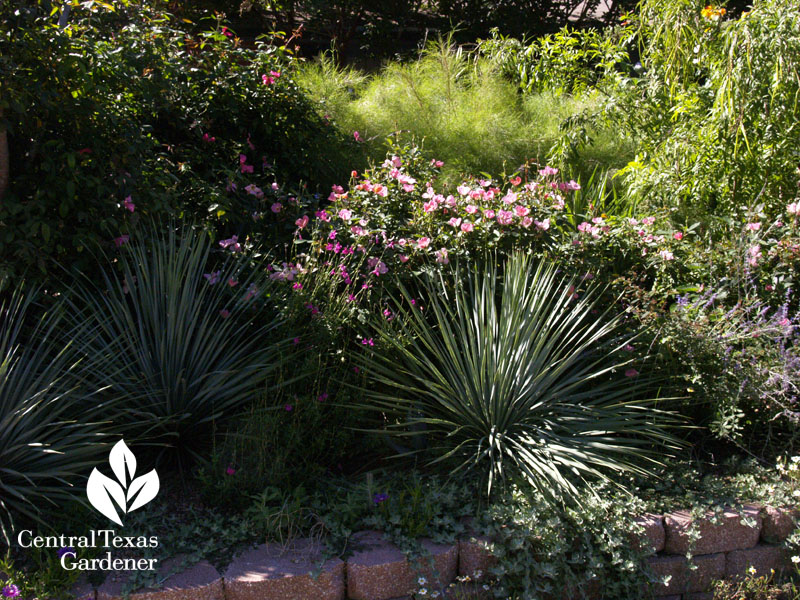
355, 253, 681, 503
64, 226, 292, 469
0, 284, 107, 542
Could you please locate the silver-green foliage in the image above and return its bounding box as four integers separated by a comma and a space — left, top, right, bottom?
66, 228, 291, 466
0, 285, 106, 542
356, 254, 679, 502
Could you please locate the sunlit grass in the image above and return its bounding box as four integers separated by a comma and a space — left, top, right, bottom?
296, 40, 633, 186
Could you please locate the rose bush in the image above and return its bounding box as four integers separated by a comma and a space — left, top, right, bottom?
0, 2, 353, 281
268, 142, 800, 461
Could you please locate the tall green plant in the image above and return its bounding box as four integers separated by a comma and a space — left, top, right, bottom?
558, 0, 800, 221
0, 284, 106, 542
354, 254, 680, 503
65, 226, 292, 468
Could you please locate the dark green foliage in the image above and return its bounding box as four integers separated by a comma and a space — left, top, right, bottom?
434, 0, 635, 41
0, 284, 108, 543
0, 2, 353, 280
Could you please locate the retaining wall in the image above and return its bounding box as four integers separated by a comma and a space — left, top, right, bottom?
69, 504, 796, 600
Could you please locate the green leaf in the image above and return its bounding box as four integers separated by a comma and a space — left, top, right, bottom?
351, 253, 682, 505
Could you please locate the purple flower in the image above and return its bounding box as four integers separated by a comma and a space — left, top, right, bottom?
372, 493, 388, 505
2, 585, 20, 598
57, 546, 75, 559
219, 235, 241, 252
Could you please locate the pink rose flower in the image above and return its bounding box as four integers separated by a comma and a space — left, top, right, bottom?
514, 205, 530, 217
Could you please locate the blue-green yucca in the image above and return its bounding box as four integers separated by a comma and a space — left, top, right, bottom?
356, 253, 680, 503
0, 285, 106, 542
65, 227, 292, 468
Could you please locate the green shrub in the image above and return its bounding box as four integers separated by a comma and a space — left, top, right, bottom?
0, 283, 107, 543
478, 25, 634, 95
0, 2, 351, 279
646, 292, 800, 457
64, 225, 292, 469
352, 252, 681, 502
197, 390, 372, 511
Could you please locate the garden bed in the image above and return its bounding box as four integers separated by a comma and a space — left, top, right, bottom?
1, 2, 800, 600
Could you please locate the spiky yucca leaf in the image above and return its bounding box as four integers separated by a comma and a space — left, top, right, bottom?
0, 284, 107, 542
355, 253, 680, 503
65, 227, 292, 468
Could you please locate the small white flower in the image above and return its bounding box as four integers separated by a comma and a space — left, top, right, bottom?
418, 588, 428, 596
793, 489, 800, 497
431, 592, 440, 598
483, 584, 491, 590
792, 555, 800, 564
747, 566, 757, 575
418, 577, 427, 586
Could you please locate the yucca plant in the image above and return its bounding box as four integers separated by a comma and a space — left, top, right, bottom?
0, 283, 107, 543
355, 253, 681, 503
65, 226, 293, 469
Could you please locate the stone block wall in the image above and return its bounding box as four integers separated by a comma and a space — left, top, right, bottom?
642, 504, 795, 599
68, 504, 796, 600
